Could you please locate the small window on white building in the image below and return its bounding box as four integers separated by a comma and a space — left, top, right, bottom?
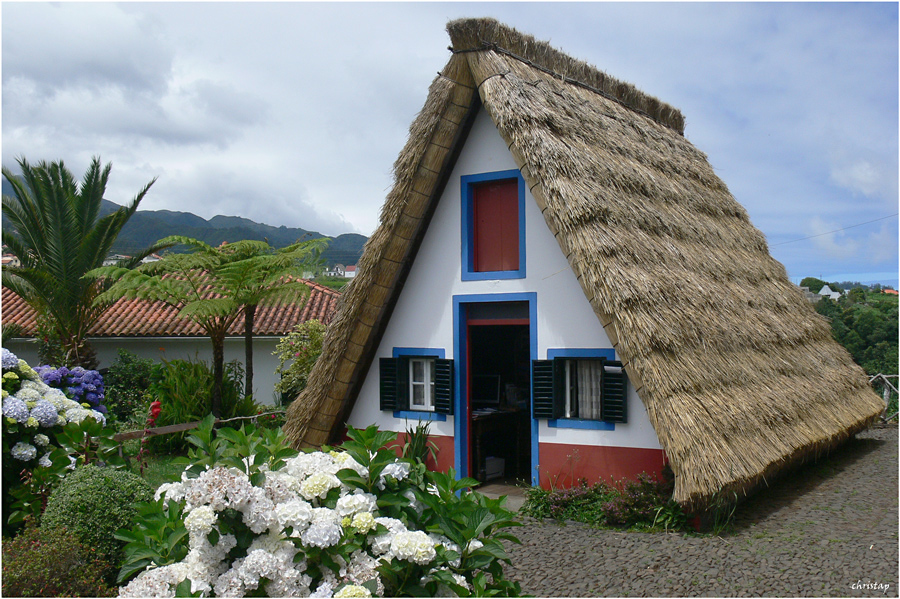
409, 358, 436, 411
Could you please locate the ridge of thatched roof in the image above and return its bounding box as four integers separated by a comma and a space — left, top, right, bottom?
284, 18, 882, 510
445, 18, 685, 134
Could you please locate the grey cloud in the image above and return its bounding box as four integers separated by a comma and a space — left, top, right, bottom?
2, 3, 172, 96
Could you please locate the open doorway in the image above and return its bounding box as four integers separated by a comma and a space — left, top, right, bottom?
466, 307, 531, 484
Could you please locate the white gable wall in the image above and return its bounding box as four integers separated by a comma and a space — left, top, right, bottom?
348, 109, 660, 453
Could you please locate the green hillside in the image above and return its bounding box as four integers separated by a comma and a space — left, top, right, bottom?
94, 199, 366, 267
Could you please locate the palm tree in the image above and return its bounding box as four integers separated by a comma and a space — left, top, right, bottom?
91, 236, 325, 415
2, 157, 165, 367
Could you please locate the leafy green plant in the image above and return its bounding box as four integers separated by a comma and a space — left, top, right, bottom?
400, 420, 438, 464
103, 349, 155, 422
54, 417, 129, 470
2, 519, 117, 597
652, 500, 688, 533
273, 319, 326, 405
114, 498, 189, 583
145, 356, 256, 454
40, 464, 153, 563
708, 489, 739, 535
172, 414, 299, 485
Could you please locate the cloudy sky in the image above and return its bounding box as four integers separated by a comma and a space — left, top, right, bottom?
3, 2, 897, 285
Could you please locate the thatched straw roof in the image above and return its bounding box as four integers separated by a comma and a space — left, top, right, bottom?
284, 17, 882, 509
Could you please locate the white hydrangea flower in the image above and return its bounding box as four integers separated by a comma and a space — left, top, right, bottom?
184, 466, 254, 511
300, 471, 341, 501
310, 581, 335, 598
389, 530, 436, 565
38, 453, 53, 468
155, 481, 187, 504
370, 517, 408, 555
184, 505, 218, 537
376, 461, 410, 489
333, 451, 369, 478
335, 490, 376, 517
16, 387, 42, 402
301, 507, 343, 548
275, 498, 314, 532
213, 568, 245, 597
236, 549, 281, 590
263, 470, 302, 504
241, 486, 277, 533
11, 442, 37, 461
350, 512, 377, 534
118, 562, 190, 597
284, 451, 340, 479
64, 407, 104, 425
345, 550, 383, 596
465, 538, 484, 554
334, 584, 372, 597
33, 433, 49, 447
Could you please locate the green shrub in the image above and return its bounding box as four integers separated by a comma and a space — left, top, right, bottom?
146, 356, 258, 453
40, 464, 153, 563
2, 522, 116, 597
273, 319, 326, 405
521, 467, 685, 532
103, 349, 155, 422
521, 479, 616, 521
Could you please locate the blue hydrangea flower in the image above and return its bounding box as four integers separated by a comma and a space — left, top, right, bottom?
2, 397, 30, 423
30, 400, 59, 428
1, 348, 18, 371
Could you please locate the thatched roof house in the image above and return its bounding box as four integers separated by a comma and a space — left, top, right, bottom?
284, 18, 882, 509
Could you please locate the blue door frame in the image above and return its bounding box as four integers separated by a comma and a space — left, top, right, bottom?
452, 292, 538, 485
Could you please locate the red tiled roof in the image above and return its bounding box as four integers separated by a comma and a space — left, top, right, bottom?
1, 278, 340, 338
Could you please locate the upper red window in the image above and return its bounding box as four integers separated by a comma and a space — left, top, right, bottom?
461, 169, 526, 281
473, 179, 519, 272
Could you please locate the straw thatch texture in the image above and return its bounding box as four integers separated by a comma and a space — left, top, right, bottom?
284, 18, 882, 509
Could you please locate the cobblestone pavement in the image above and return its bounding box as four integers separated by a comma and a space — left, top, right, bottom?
503, 425, 898, 597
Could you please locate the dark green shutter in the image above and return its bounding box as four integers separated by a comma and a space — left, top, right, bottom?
379, 358, 399, 411
434, 359, 454, 415
601, 360, 627, 423
532, 359, 562, 419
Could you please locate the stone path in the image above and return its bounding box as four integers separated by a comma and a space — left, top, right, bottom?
499, 425, 898, 597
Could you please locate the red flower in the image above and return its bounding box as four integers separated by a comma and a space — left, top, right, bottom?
148, 401, 162, 423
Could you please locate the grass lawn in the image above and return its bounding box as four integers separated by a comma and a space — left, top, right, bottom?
130, 454, 185, 489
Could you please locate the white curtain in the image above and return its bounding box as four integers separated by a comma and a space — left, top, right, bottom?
577, 360, 603, 419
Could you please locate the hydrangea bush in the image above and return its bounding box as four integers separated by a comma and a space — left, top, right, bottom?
118, 419, 522, 597
34, 364, 108, 414
2, 348, 119, 531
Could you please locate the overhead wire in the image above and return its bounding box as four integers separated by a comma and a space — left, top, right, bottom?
771, 213, 898, 246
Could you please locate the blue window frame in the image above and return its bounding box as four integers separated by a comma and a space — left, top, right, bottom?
545, 348, 620, 430
460, 169, 527, 281
388, 348, 448, 421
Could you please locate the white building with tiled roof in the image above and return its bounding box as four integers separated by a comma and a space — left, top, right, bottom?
2, 279, 340, 405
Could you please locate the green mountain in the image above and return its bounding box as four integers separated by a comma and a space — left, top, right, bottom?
99, 200, 366, 266
1, 180, 366, 267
